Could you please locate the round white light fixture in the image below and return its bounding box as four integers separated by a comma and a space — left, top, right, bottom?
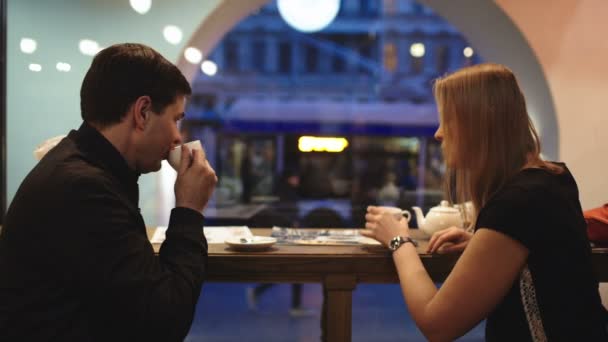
463, 46, 474, 58
163, 25, 182, 45
20, 38, 37, 54
184, 47, 202, 64
277, 0, 340, 33
410, 42, 425, 58
79, 39, 101, 56
56, 62, 71, 72
201, 60, 217, 76
28, 63, 42, 72
130, 0, 151, 15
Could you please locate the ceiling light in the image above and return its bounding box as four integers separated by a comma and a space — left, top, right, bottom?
130, 0, 151, 15
28, 63, 42, 72
163, 25, 183, 45
277, 0, 340, 33
184, 47, 202, 64
463, 46, 474, 58
20, 38, 37, 54
56, 62, 71, 72
410, 43, 425, 58
201, 60, 217, 76
79, 39, 101, 56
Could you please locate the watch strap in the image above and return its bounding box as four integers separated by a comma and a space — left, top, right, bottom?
389, 235, 418, 251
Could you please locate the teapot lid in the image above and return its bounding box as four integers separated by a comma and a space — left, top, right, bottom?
430, 200, 460, 214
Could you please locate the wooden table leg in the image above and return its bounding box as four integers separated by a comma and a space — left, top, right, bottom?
322, 274, 357, 342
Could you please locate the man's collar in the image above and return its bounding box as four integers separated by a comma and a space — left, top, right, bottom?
74, 122, 140, 185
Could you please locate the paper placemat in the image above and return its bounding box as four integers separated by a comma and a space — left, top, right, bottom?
291, 236, 381, 246
270, 227, 382, 246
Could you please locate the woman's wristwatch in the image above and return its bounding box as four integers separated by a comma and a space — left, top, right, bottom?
388, 235, 418, 251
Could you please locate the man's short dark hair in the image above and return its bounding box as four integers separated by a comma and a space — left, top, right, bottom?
80, 43, 192, 127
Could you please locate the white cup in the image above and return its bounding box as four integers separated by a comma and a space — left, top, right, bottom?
167, 140, 205, 170
376, 206, 411, 222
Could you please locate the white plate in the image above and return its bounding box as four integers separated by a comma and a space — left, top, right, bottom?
225, 236, 277, 251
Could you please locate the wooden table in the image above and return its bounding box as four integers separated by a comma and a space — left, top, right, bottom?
149, 228, 608, 342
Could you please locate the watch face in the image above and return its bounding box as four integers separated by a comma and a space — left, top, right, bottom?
389, 237, 401, 251
389, 236, 417, 251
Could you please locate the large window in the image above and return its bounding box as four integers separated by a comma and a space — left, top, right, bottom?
186, 0, 482, 228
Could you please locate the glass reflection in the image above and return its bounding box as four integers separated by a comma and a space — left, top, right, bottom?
183, 0, 482, 228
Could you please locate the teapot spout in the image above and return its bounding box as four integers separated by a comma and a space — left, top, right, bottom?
412, 206, 425, 229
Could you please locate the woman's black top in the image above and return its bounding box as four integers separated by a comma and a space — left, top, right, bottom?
476, 165, 607, 341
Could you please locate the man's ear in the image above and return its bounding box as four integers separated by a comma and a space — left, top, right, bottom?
132, 96, 152, 130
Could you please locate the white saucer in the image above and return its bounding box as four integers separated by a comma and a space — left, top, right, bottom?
225, 236, 277, 251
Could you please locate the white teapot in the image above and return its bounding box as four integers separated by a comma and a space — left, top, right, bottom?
454, 201, 476, 230
412, 200, 464, 236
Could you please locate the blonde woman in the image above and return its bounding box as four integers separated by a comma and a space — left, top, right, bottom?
363, 63, 607, 341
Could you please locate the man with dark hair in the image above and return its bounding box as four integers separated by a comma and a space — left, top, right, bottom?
0, 43, 217, 341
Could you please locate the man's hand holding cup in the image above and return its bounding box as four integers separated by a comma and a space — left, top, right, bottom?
170, 140, 217, 212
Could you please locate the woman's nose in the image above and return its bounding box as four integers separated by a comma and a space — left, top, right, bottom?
434, 129, 443, 142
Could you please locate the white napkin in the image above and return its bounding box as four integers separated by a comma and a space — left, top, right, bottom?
150, 226, 253, 244
33, 135, 67, 161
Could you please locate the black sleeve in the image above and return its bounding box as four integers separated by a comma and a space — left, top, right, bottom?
62, 176, 207, 341
476, 186, 543, 250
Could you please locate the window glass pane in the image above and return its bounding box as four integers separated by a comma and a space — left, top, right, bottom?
224, 39, 239, 72
278, 42, 291, 74
184, 0, 483, 227
252, 40, 266, 73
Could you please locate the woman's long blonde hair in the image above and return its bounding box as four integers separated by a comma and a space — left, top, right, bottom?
433, 63, 560, 215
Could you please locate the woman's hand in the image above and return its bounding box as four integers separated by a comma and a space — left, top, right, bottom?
427, 227, 473, 254
361, 206, 410, 246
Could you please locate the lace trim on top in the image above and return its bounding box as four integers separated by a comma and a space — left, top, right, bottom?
520, 266, 548, 342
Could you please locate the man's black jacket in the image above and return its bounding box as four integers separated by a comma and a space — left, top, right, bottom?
0, 122, 207, 341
